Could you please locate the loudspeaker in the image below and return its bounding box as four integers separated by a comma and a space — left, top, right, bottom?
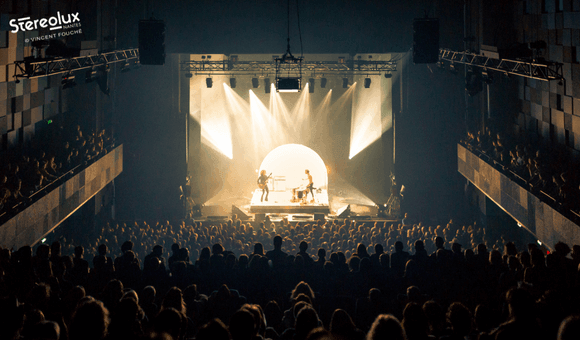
232, 205, 250, 220
139, 19, 165, 65
314, 213, 325, 221
336, 205, 350, 218
413, 18, 439, 64
255, 213, 266, 222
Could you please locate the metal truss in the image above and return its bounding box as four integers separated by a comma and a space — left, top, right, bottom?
13, 48, 140, 80
439, 48, 563, 81
180, 58, 398, 76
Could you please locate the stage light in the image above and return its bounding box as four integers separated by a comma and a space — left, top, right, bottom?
277, 77, 301, 92
308, 78, 315, 93
62, 74, 76, 89
320, 77, 327, 88
384, 73, 392, 78
449, 63, 458, 74
185, 72, 193, 78
377, 203, 389, 218
342, 78, 349, 88
206, 77, 213, 88
121, 61, 131, 72
364, 77, 371, 88
230, 77, 236, 88
264, 78, 271, 93
252, 78, 260, 88
482, 69, 493, 84
85, 68, 97, 83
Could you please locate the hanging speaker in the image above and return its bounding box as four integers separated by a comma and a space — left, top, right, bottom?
139, 19, 166, 65
413, 18, 439, 64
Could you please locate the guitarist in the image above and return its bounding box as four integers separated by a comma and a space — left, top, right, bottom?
257, 170, 271, 202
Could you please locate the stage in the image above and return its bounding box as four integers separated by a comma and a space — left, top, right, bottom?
249, 188, 330, 214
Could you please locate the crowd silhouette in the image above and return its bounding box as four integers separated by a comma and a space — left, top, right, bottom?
1, 217, 580, 340
0, 122, 114, 217
463, 126, 580, 217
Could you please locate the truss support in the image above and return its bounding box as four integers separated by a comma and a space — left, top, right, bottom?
439, 48, 563, 82
13, 48, 140, 80
180, 58, 398, 76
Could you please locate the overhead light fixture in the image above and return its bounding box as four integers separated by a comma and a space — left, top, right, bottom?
364, 77, 371, 88
320, 77, 327, 88
308, 78, 315, 93
62, 74, 76, 89
384, 73, 392, 79
230, 77, 236, 88
185, 72, 193, 78
342, 78, 349, 88
121, 61, 131, 72
85, 68, 97, 83
206, 77, 213, 88
277, 78, 301, 92
252, 77, 259, 88
264, 78, 271, 93
449, 63, 458, 74
274, 0, 304, 93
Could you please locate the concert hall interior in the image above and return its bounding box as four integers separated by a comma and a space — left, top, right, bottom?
3, 0, 580, 339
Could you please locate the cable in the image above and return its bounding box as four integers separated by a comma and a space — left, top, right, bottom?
287, 0, 291, 54
296, 0, 303, 58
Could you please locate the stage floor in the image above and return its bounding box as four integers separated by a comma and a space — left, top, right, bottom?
250, 189, 330, 214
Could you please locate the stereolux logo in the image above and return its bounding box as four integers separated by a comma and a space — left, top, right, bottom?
9, 12, 81, 33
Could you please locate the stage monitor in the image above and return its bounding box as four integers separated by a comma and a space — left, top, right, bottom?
336, 204, 350, 218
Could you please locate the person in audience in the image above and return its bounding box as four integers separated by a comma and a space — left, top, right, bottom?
366, 314, 406, 340
69, 298, 110, 340
266, 235, 288, 269
330, 308, 365, 340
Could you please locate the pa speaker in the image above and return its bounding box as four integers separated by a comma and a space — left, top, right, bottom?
413, 18, 439, 64
139, 19, 166, 65
232, 205, 250, 221
314, 213, 325, 221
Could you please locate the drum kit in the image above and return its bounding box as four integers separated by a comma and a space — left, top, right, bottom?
291, 185, 311, 204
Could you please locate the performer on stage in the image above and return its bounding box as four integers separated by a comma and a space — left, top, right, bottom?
305, 169, 314, 201
257, 170, 270, 202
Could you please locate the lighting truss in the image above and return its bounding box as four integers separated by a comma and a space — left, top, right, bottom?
13, 48, 140, 80
439, 48, 563, 82
180, 58, 398, 76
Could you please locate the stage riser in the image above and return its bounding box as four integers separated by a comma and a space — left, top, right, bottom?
250, 206, 331, 214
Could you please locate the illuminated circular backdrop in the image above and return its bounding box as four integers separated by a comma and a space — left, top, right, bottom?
259, 144, 328, 191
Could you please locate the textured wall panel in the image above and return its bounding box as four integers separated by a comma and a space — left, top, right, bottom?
458, 144, 580, 249
0, 145, 123, 249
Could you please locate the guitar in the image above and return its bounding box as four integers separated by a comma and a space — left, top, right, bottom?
258, 173, 272, 189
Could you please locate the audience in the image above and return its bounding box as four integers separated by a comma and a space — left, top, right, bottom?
2, 215, 580, 340
0, 123, 115, 216
463, 126, 580, 219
